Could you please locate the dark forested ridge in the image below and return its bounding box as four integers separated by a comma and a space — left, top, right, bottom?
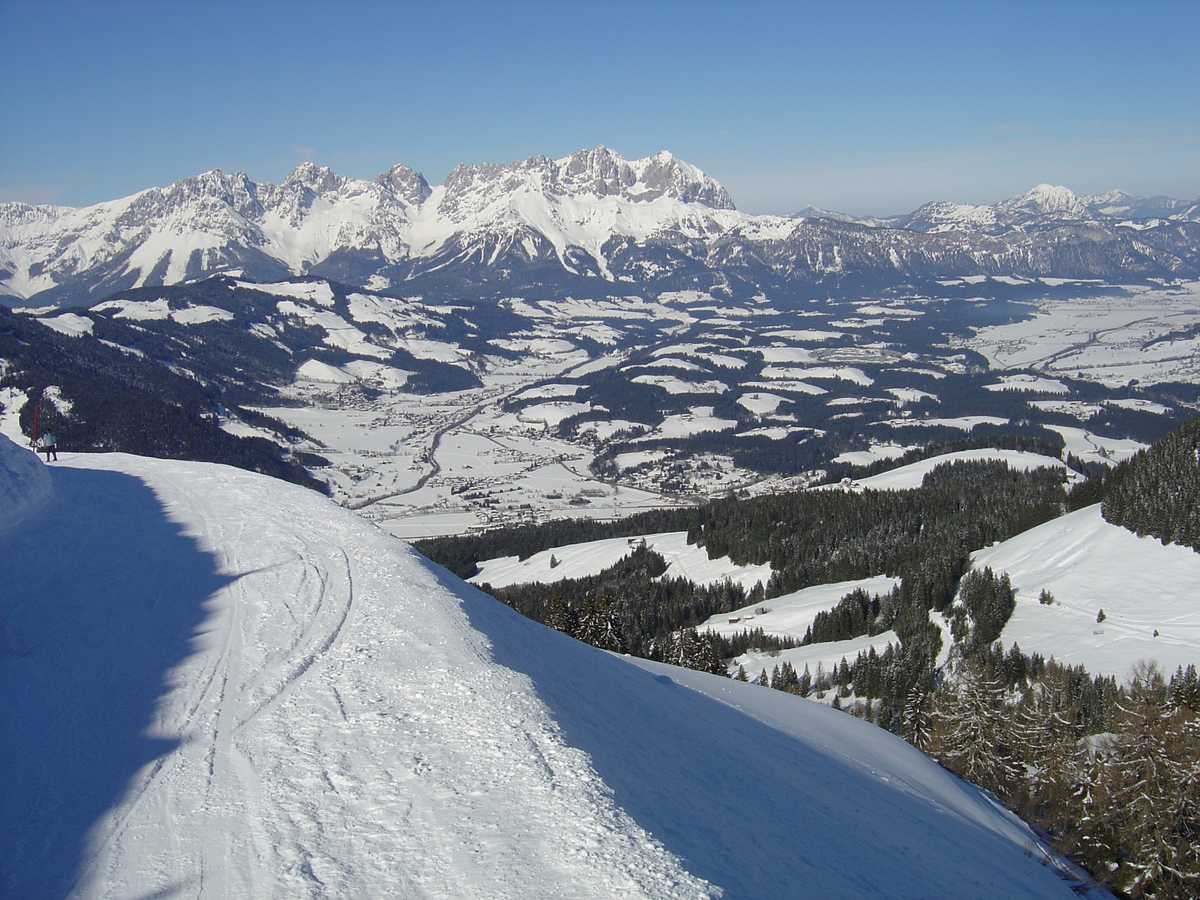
0, 306, 326, 491
1101, 417, 1200, 552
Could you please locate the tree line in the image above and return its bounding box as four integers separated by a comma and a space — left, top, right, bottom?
1101, 416, 1200, 552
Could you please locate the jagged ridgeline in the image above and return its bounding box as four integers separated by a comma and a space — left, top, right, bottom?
0, 306, 325, 491
1101, 416, 1200, 551
4, 149, 1199, 309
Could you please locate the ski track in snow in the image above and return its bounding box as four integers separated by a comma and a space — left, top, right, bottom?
0, 446, 1092, 900
4, 452, 715, 900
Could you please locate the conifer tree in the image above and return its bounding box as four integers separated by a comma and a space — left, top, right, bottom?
901, 684, 933, 752
929, 659, 1021, 798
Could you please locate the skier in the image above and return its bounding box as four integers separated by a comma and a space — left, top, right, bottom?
38, 431, 58, 462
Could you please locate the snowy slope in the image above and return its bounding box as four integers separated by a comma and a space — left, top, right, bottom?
0, 438, 1095, 899
972, 504, 1200, 679
846, 448, 1073, 491
0, 431, 51, 528
471, 531, 772, 592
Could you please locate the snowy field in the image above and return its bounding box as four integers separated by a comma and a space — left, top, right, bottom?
0, 437, 1097, 899
471, 531, 772, 592
964, 282, 1200, 386
973, 505, 1200, 679
850, 449, 1076, 490
700, 574, 901, 641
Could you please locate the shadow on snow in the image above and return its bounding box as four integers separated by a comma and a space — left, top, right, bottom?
453, 568, 1068, 900
0, 466, 232, 900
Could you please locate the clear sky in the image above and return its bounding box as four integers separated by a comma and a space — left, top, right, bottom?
1, 0, 1197, 216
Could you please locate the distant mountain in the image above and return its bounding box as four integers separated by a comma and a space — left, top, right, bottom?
2, 148, 1198, 307
891, 183, 1200, 235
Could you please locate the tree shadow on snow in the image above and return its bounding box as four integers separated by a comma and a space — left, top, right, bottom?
0, 466, 232, 900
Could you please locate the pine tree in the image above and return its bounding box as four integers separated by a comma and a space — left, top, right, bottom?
929, 659, 1021, 799
901, 684, 933, 752
1011, 664, 1083, 837
576, 594, 625, 652
798, 663, 812, 698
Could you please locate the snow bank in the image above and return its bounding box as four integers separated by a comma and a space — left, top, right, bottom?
0, 433, 51, 529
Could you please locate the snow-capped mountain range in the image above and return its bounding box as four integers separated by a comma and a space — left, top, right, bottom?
858, 184, 1200, 235
2, 147, 1198, 307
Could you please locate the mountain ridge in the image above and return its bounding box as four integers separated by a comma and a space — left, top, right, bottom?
4, 148, 1198, 307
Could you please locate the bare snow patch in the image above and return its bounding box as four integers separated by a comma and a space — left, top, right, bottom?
238, 279, 336, 307
170, 305, 235, 325
91, 298, 171, 320
296, 359, 357, 384
36, 313, 94, 336
985, 374, 1070, 394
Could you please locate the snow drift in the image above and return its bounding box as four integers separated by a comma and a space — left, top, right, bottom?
0, 448, 1088, 899
0, 432, 51, 529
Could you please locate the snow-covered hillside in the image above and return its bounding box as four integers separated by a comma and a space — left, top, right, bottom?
0, 436, 1095, 899
972, 504, 1200, 679
471, 531, 772, 592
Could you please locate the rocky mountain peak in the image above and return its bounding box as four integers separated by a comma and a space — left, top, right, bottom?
555, 146, 639, 198
630, 150, 735, 209
119, 169, 263, 225
437, 147, 735, 214
999, 183, 1087, 218
375, 164, 432, 207
282, 162, 346, 196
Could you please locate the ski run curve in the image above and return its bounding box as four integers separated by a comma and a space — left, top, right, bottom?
1, 437, 1091, 899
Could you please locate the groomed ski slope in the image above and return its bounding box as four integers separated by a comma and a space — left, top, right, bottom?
0, 437, 1092, 899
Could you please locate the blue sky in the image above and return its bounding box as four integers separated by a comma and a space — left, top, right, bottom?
1, 0, 1197, 215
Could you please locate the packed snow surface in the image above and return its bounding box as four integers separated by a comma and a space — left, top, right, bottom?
0, 450, 1089, 899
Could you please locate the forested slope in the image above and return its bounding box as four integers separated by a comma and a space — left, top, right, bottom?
1102, 417, 1200, 551
0, 306, 325, 491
